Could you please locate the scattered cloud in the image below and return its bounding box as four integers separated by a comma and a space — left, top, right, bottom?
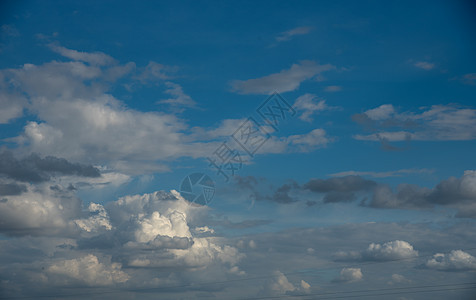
275, 26, 313, 42
48, 44, 117, 66
334, 267, 363, 283
304, 175, 376, 203
1, 24, 20, 37
334, 240, 418, 262
267, 271, 311, 295
231, 61, 335, 94
137, 61, 178, 82
414, 61, 435, 70
0, 151, 100, 183
47, 254, 129, 286
293, 93, 328, 122
329, 168, 434, 178
460, 73, 476, 86
388, 274, 412, 285
426, 250, 476, 271
353, 104, 476, 142
324, 85, 342, 92
157, 81, 196, 108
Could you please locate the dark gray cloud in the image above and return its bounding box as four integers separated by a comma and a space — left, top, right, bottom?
0, 182, 27, 196
0, 151, 100, 183
365, 171, 476, 215
300, 172, 476, 218
233, 176, 299, 204
304, 175, 376, 193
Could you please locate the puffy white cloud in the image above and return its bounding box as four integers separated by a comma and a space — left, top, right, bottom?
364, 240, 418, 261
134, 210, 191, 243
426, 250, 476, 271
266, 271, 311, 295
335, 267, 363, 283
104, 190, 244, 271
335, 240, 418, 261
269, 271, 296, 294
47, 254, 129, 286
0, 183, 81, 236
231, 61, 335, 95
364, 104, 395, 121
74, 203, 112, 233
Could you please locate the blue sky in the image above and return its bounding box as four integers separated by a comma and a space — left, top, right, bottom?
1, 1, 476, 299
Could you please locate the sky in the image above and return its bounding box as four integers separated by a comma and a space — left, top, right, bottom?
1, 0, 476, 299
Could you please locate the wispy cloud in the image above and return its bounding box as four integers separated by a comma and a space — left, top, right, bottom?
324, 85, 342, 92
231, 61, 335, 94
293, 93, 328, 122
157, 81, 196, 109
353, 104, 476, 142
414, 61, 435, 70
275, 26, 313, 42
48, 43, 117, 66
329, 168, 434, 178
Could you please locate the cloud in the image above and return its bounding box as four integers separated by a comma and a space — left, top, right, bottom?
329, 168, 434, 178
0, 76, 28, 123
0, 47, 200, 174
137, 61, 178, 82
364, 104, 395, 121
388, 274, 412, 285
267, 271, 311, 295
286, 128, 330, 152
0, 151, 100, 183
365, 170, 476, 213
269, 271, 296, 294
426, 250, 476, 271
275, 26, 313, 42
1, 24, 20, 37
461, 73, 476, 85
334, 267, 363, 283
48, 44, 116, 66
231, 61, 335, 94
414, 61, 435, 70
47, 254, 129, 286
73, 203, 112, 233
303, 171, 476, 218
304, 175, 376, 193
293, 93, 328, 122
335, 240, 418, 262
233, 176, 300, 204
157, 81, 196, 108
0, 182, 27, 196
364, 240, 418, 261
0, 183, 81, 236
324, 85, 342, 92
353, 104, 476, 142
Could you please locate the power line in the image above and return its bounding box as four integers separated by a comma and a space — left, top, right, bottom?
241, 281, 476, 300
2, 247, 476, 299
